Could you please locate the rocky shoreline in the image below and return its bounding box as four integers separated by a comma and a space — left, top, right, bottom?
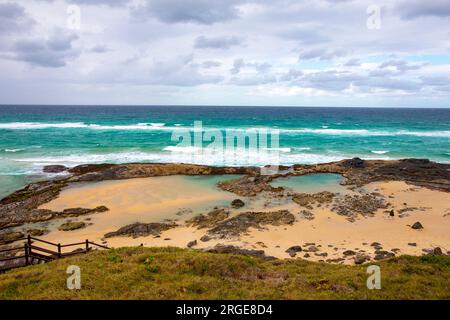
1, 158, 449, 229
1, 158, 449, 265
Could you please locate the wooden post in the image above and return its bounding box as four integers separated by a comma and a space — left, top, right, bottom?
24, 243, 29, 266
57, 243, 62, 258
27, 235, 32, 257
85, 239, 89, 253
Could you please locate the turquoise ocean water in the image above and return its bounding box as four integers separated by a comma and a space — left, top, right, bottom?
0, 105, 449, 198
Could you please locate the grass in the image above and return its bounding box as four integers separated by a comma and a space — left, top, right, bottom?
0, 247, 449, 300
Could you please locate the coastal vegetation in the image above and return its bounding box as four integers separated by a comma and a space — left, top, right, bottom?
0, 246, 449, 300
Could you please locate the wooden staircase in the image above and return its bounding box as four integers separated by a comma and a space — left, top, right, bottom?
0, 235, 109, 271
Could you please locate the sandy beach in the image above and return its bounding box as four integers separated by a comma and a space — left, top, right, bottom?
29, 174, 450, 264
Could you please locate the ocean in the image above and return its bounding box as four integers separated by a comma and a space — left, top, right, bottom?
0, 105, 449, 198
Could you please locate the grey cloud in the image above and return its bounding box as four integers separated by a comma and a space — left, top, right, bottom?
229, 74, 277, 86
12, 30, 79, 68
38, 0, 130, 6
397, 0, 450, 19
279, 69, 304, 81
88, 44, 110, 53
379, 60, 421, 72
194, 35, 243, 50
146, 55, 224, 86
201, 60, 222, 68
299, 48, 347, 61
0, 3, 35, 35
132, 0, 242, 25
278, 27, 330, 45
344, 58, 360, 67
230, 58, 271, 75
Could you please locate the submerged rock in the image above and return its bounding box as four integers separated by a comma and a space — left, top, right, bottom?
104, 222, 176, 238
58, 221, 86, 231
26, 229, 48, 237
231, 199, 245, 209
217, 175, 282, 197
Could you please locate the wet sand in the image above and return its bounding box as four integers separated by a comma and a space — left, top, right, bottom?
32, 176, 450, 264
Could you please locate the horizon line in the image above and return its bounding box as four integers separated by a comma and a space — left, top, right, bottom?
1, 104, 450, 109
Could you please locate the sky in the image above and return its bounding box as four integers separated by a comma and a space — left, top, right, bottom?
0, 0, 449, 107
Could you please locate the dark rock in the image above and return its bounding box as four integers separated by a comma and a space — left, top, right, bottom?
305, 246, 319, 253
285, 245, 302, 257
104, 222, 176, 238
200, 235, 211, 242
217, 175, 281, 197
43, 165, 68, 173
303, 253, 310, 258
370, 242, 381, 247
61, 206, 109, 216
431, 247, 443, 256
231, 199, 245, 209
408, 242, 417, 246
187, 240, 197, 248
343, 250, 356, 256
374, 250, 395, 261
186, 208, 229, 229
207, 210, 295, 239
27, 229, 47, 237
354, 253, 370, 264
389, 210, 395, 217
411, 222, 423, 229
342, 157, 366, 168
58, 221, 86, 231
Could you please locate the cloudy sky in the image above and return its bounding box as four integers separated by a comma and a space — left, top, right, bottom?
0, 0, 449, 107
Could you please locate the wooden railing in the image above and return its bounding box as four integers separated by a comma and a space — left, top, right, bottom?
0, 235, 109, 271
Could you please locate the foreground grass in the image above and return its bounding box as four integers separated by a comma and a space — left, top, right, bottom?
0, 247, 449, 300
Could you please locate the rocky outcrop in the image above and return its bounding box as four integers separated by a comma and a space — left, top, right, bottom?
58, 221, 86, 231
0, 206, 109, 230
43, 165, 68, 173
186, 208, 229, 229
0, 158, 448, 233
207, 210, 295, 239
0, 231, 24, 245
292, 191, 335, 207
331, 193, 388, 221
217, 175, 283, 197
104, 222, 177, 239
